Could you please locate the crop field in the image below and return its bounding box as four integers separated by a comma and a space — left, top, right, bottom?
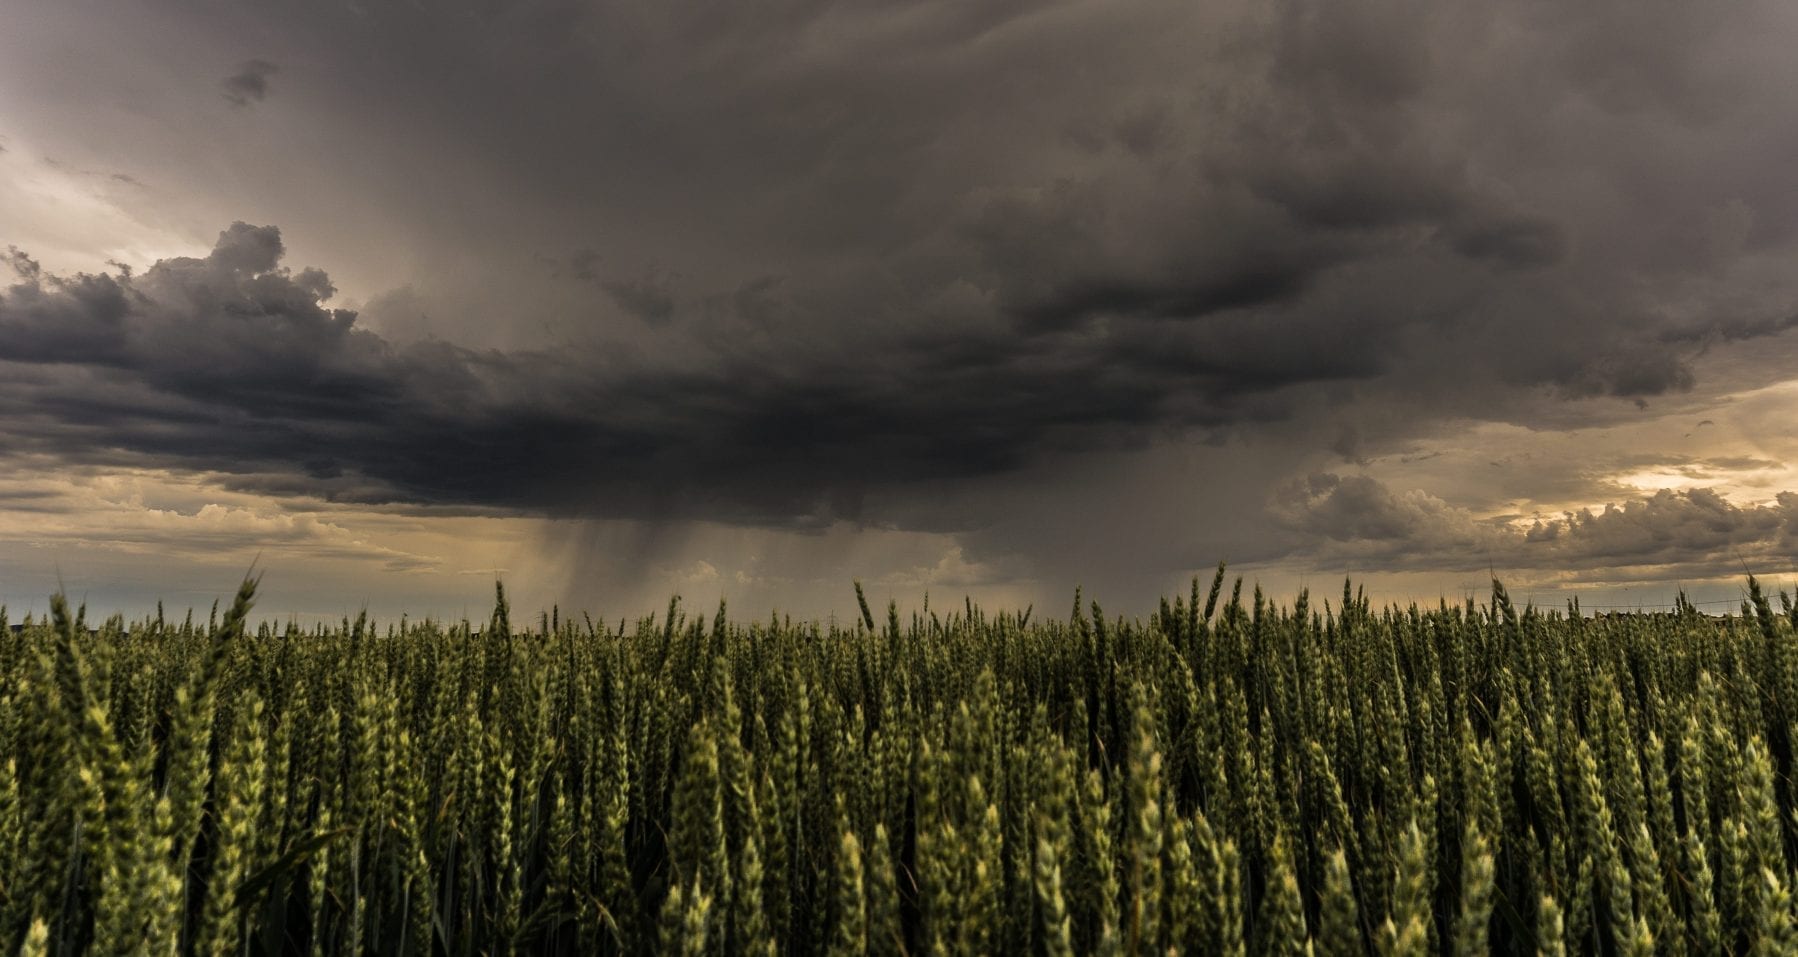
4, 569, 1798, 955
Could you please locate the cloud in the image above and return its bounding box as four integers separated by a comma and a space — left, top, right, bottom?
1660, 313, 1798, 346
1560, 347, 1699, 400
1270, 473, 1473, 543
0, 470, 440, 571
561, 252, 677, 324
1444, 217, 1567, 270
0, 223, 1362, 527
6, 195, 1798, 554
40, 0, 1795, 397
6, 0, 1798, 573
1272, 471, 1798, 580
872, 545, 1027, 590
221, 59, 277, 107
599, 272, 676, 324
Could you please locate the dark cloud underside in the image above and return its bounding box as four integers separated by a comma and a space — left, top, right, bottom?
2, 224, 1340, 525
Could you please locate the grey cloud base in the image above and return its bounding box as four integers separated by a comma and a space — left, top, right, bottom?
1, 224, 1341, 526
4, 207, 1797, 584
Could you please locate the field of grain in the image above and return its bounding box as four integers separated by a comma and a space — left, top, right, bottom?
4, 569, 1798, 955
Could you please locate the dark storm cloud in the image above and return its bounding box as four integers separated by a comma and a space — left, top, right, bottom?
221, 60, 277, 107
6, 0, 1798, 563
959, 178, 1343, 331
1660, 313, 1798, 346
148, 0, 1791, 373
561, 252, 676, 323
0, 224, 1317, 524
1444, 217, 1567, 270
1561, 348, 1699, 400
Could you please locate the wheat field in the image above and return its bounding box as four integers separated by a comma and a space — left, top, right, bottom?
3, 569, 1798, 955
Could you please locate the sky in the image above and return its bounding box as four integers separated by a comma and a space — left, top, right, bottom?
2, 0, 1797, 622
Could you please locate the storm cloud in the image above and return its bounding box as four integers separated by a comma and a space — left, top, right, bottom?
0, 223, 1359, 525
3, 0, 1798, 610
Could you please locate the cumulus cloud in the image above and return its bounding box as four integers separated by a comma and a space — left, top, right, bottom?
1272, 472, 1798, 580
1270, 473, 1481, 544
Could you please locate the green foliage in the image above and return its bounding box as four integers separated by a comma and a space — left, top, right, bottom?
2, 573, 1797, 954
